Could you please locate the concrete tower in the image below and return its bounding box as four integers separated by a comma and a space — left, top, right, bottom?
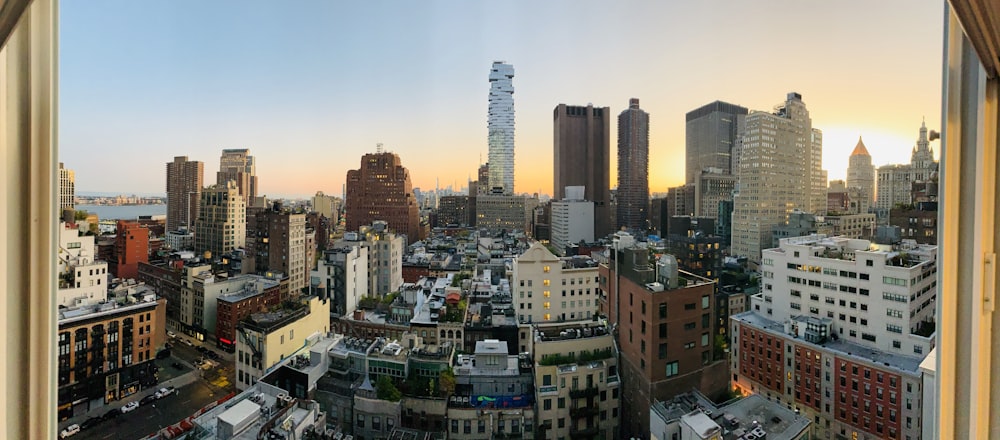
487, 61, 515, 195
616, 98, 650, 233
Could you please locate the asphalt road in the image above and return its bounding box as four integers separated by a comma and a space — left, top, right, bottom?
70, 338, 235, 440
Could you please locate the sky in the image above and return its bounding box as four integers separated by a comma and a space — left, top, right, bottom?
60, 1, 944, 199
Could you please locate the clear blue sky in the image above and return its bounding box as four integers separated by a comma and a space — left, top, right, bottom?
60, 1, 943, 198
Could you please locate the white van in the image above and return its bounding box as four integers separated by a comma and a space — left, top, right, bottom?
59, 424, 80, 438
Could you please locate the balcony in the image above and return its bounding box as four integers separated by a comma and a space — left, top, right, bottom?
569, 386, 598, 399
570, 405, 599, 419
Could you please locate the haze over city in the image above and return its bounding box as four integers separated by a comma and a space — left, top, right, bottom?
61, 1, 942, 198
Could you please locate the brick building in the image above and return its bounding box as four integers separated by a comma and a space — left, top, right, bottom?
111, 220, 149, 280
345, 150, 423, 241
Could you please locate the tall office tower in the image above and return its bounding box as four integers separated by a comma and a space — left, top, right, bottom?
217, 148, 258, 202
58, 162, 75, 210
554, 103, 612, 238
344, 150, 422, 241
487, 62, 515, 194
166, 156, 204, 231
876, 121, 939, 216
616, 98, 650, 232
810, 129, 828, 216
685, 101, 748, 183
732, 92, 822, 267
846, 137, 876, 214
195, 181, 246, 258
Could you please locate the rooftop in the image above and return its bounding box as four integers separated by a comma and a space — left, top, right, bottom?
58, 285, 159, 325
732, 311, 926, 374
652, 392, 810, 440
770, 234, 937, 268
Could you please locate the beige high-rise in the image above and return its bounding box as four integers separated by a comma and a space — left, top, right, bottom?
846, 137, 876, 214
195, 181, 246, 258
732, 92, 824, 266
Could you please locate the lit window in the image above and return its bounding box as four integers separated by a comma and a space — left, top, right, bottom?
543, 290, 550, 298
543, 302, 550, 309
543, 279, 550, 286
544, 313, 551, 321
543, 266, 550, 273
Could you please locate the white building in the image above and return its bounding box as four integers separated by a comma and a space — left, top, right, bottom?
487, 61, 515, 195
165, 228, 194, 251
759, 234, 936, 355
335, 221, 403, 298
311, 246, 369, 316
732, 92, 825, 266
57, 222, 108, 307
513, 242, 600, 324
550, 186, 594, 255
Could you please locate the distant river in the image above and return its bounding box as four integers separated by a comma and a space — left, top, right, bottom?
75, 204, 167, 220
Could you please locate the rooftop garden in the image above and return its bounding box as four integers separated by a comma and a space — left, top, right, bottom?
538, 347, 614, 366
440, 299, 467, 323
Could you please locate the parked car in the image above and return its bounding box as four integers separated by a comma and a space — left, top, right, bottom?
121, 401, 139, 413
167, 330, 176, 338
101, 408, 122, 421
181, 339, 194, 347
139, 394, 157, 406
155, 386, 176, 399
59, 424, 80, 438
196, 346, 208, 353
205, 350, 220, 360
164, 342, 173, 349
171, 362, 184, 370
80, 416, 103, 430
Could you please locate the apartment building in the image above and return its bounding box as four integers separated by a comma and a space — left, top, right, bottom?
311, 246, 369, 317
448, 339, 535, 440
235, 296, 331, 390
111, 220, 149, 280
512, 242, 600, 324
215, 274, 285, 352
531, 320, 620, 440
57, 285, 166, 420
57, 222, 109, 307
597, 232, 727, 438
549, 186, 595, 256
195, 181, 247, 258
246, 202, 308, 293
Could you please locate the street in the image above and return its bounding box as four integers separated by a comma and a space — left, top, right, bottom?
66, 337, 235, 440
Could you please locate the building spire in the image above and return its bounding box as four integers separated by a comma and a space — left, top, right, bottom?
850, 136, 870, 156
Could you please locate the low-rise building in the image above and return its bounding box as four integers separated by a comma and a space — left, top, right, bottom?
215, 274, 286, 352
448, 339, 535, 440
650, 391, 811, 440
531, 320, 620, 440
235, 295, 331, 390
58, 222, 110, 307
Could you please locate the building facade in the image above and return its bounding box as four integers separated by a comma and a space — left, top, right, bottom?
59, 162, 75, 210
553, 103, 612, 238
217, 148, 258, 203
692, 168, 736, 220
235, 296, 331, 390
487, 61, 515, 195
847, 138, 876, 214
685, 100, 748, 183
215, 275, 285, 351
598, 240, 727, 438
437, 195, 469, 227
58, 222, 109, 308
57, 287, 166, 420
475, 194, 536, 235
345, 150, 423, 241
246, 203, 308, 293
513, 242, 600, 324
550, 186, 595, 256
111, 220, 149, 280
311, 191, 339, 221
312, 246, 369, 317
616, 98, 650, 233
732, 92, 824, 266
165, 156, 203, 231
195, 181, 246, 258
875, 121, 938, 217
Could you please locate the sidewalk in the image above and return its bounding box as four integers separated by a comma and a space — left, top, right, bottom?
58, 369, 201, 431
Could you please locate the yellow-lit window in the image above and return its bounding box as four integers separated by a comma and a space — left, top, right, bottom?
543, 279, 550, 286
544, 290, 550, 298
543, 302, 551, 309
544, 313, 551, 321
543, 266, 550, 273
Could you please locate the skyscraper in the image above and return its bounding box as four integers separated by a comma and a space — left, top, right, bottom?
217, 148, 258, 203
344, 149, 422, 241
685, 101, 748, 183
554, 103, 612, 238
58, 162, 75, 211
616, 98, 650, 233
732, 92, 823, 266
876, 121, 939, 215
166, 156, 204, 231
487, 62, 515, 195
247, 203, 307, 293
195, 181, 246, 258
846, 137, 875, 214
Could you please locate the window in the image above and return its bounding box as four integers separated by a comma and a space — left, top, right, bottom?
659, 303, 667, 318
665, 361, 679, 377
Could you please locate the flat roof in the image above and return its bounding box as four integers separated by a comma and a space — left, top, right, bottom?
732, 311, 925, 374
217, 399, 261, 428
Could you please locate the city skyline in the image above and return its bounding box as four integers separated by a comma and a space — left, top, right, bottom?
60, 1, 942, 198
